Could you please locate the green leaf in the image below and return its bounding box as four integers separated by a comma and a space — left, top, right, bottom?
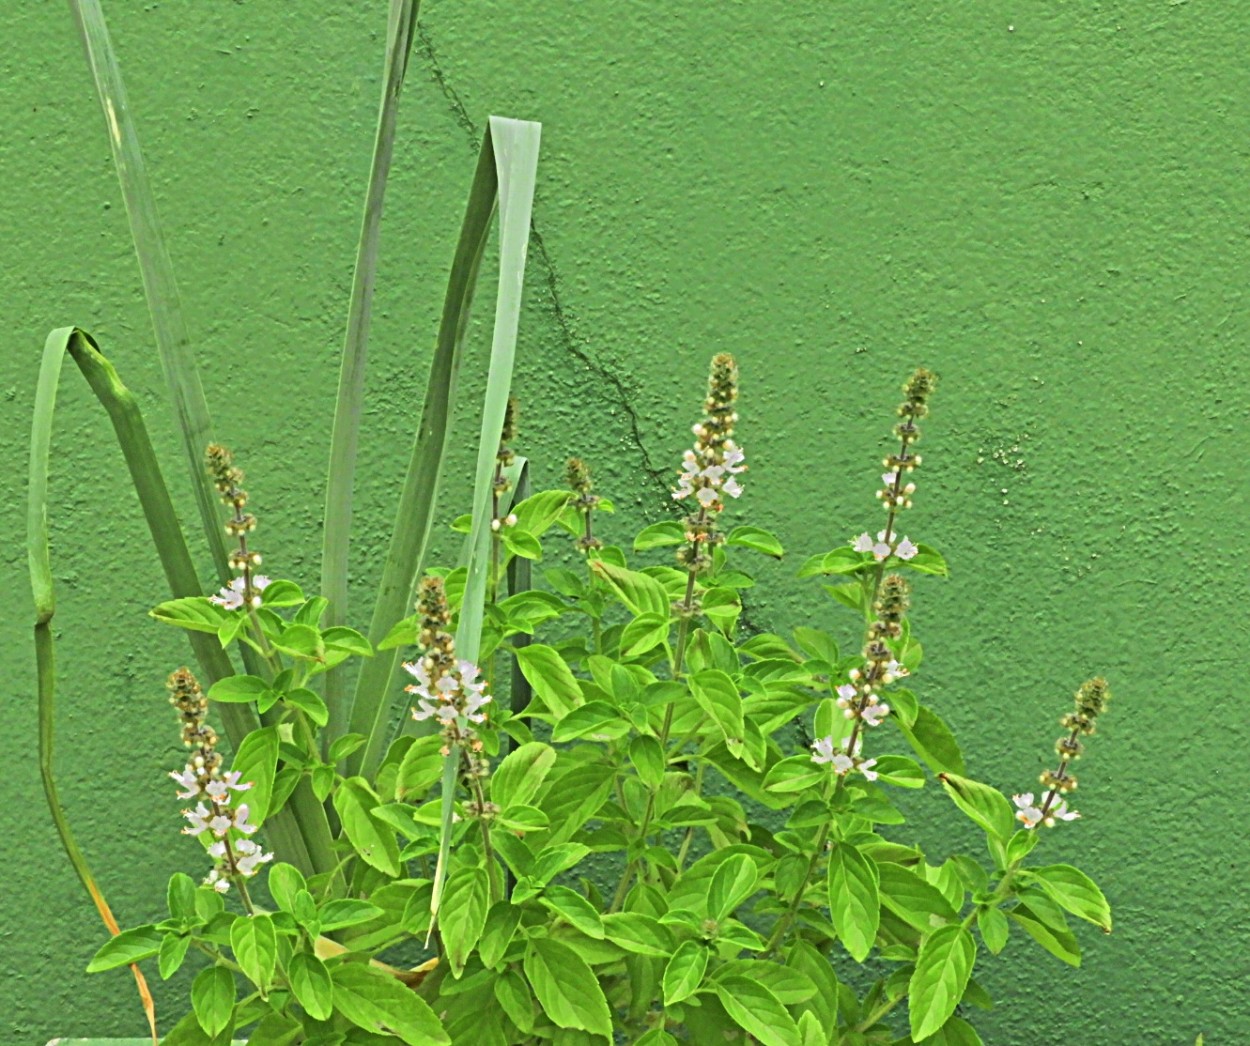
272, 623, 325, 661
763, 754, 827, 794
440, 864, 490, 976
149, 599, 233, 634
333, 777, 402, 877
167, 872, 198, 922
267, 863, 306, 914
620, 612, 671, 656
826, 843, 880, 962
690, 670, 745, 751
877, 862, 958, 932
709, 853, 759, 921
85, 925, 162, 972
206, 674, 270, 704
287, 952, 334, 1021
634, 520, 686, 550
713, 976, 802, 1046
908, 925, 977, 1042
797, 546, 869, 578
1010, 899, 1081, 966
523, 938, 613, 1036
902, 543, 950, 577
347, 120, 542, 774
230, 914, 277, 992
192, 966, 236, 1038
629, 735, 666, 790
260, 580, 305, 607
284, 687, 330, 727
939, 773, 1015, 842
663, 939, 709, 1005
503, 527, 543, 560
1028, 864, 1112, 932
512, 490, 575, 536
514, 644, 584, 719
590, 560, 671, 618
726, 525, 785, 558
977, 906, 1009, 954
331, 961, 450, 1044
158, 933, 190, 980
491, 741, 557, 809
394, 734, 445, 801
330, 733, 369, 764
229, 725, 280, 826
897, 705, 965, 776
924, 1015, 985, 1046
541, 885, 604, 939
601, 912, 675, 956
550, 701, 631, 743
479, 900, 524, 969
494, 966, 536, 1034
321, 899, 386, 931
540, 763, 616, 845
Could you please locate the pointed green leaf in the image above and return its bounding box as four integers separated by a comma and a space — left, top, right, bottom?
663, 939, 709, 1005
85, 925, 162, 972
333, 776, 401, 877
908, 924, 977, 1041
826, 843, 880, 962
331, 961, 450, 1044
523, 938, 612, 1036
939, 773, 1014, 842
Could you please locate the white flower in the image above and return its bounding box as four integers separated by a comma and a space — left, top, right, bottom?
1044, 800, 1080, 827
1013, 793, 1044, 830
232, 803, 259, 835
672, 444, 746, 504
860, 702, 890, 727
831, 752, 856, 774
182, 802, 214, 837
170, 766, 201, 800
204, 772, 251, 805
835, 683, 857, 709
234, 838, 274, 876
852, 532, 918, 563
810, 736, 837, 764
812, 735, 878, 781
208, 575, 271, 610
883, 658, 909, 680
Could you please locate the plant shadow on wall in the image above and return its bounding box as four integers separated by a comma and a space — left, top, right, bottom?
31, 2, 1115, 1045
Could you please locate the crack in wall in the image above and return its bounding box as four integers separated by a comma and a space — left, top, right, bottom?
414, 23, 674, 507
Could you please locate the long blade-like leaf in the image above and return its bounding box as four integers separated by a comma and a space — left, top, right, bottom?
322, 0, 422, 743
67, 0, 231, 583
68, 3, 339, 877
29, 327, 322, 876
347, 117, 540, 778
30, 327, 159, 1042
429, 116, 542, 925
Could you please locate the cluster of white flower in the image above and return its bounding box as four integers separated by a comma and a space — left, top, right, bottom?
811, 735, 878, 781
168, 667, 272, 894
405, 658, 492, 726
1012, 792, 1080, 830
208, 574, 272, 610
852, 530, 918, 563
876, 469, 917, 510
673, 445, 746, 507
835, 682, 890, 727
490, 513, 518, 533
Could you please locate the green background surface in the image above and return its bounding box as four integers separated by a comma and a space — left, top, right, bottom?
2, 1, 1242, 1043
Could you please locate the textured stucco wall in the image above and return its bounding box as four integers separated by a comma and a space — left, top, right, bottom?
3, 1, 1246, 1042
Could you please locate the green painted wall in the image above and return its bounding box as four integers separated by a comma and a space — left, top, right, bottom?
3, 1, 1243, 1042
